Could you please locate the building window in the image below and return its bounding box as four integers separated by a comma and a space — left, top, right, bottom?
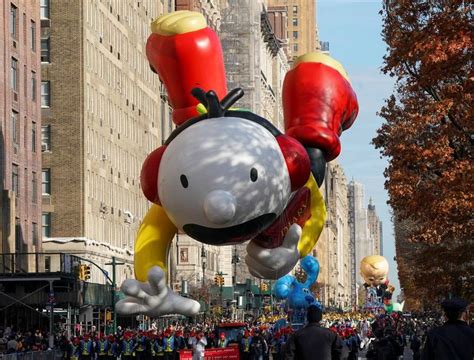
42, 212, 51, 237
40, 0, 50, 19
32, 172, 38, 203
30, 20, 36, 51
32, 222, 39, 246
293, 43, 298, 52
42, 169, 51, 195
41, 81, 50, 107
11, 58, 18, 91
180, 248, 189, 263
41, 125, 51, 151
292, 18, 298, 26
12, 111, 19, 145
41, 37, 50, 62
10, 4, 17, 38
293, 31, 298, 40
12, 164, 19, 197
293, 5, 298, 14
32, 122, 37, 152
31, 71, 37, 100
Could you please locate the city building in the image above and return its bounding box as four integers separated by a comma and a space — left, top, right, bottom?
40, 0, 175, 285
267, 0, 319, 61
348, 180, 383, 305
1, 0, 42, 264
315, 161, 351, 309
367, 198, 383, 255
176, 0, 222, 30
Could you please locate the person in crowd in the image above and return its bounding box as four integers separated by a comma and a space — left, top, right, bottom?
163, 329, 176, 360
96, 333, 110, 359
217, 332, 227, 348
134, 330, 148, 360
189, 331, 207, 360
240, 330, 253, 360
79, 334, 94, 360
151, 333, 165, 359
421, 297, 474, 360
410, 332, 421, 360
283, 305, 347, 360
107, 335, 120, 360
251, 329, 268, 360
121, 332, 135, 360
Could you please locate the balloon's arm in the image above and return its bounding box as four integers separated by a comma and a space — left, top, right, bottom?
297, 174, 326, 257
134, 204, 177, 282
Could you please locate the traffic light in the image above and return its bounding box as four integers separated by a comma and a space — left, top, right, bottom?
261, 283, 268, 292
218, 275, 224, 286
78, 264, 85, 280
214, 275, 219, 285
84, 265, 91, 280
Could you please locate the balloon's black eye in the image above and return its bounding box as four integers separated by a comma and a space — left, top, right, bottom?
180, 175, 189, 188
250, 168, 258, 182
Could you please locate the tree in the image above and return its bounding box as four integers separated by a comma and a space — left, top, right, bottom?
374, 1, 473, 303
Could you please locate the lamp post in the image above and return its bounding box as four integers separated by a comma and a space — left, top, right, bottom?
201, 244, 207, 288
231, 245, 240, 285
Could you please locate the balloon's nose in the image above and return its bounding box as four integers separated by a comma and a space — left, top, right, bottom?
203, 190, 236, 225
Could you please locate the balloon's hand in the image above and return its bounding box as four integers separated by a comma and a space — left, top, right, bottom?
116, 266, 200, 317
151, 11, 206, 35
245, 224, 302, 279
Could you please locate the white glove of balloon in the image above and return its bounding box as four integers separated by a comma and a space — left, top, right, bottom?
245, 223, 302, 279
116, 266, 200, 317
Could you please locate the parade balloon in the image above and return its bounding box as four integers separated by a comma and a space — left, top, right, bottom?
116, 10, 358, 317
360, 255, 389, 287
273, 256, 321, 310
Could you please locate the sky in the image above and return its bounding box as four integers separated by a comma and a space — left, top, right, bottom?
317, 0, 401, 297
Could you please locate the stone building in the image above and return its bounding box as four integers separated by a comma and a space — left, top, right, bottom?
0, 0, 42, 265
267, 0, 319, 61
367, 198, 383, 255
40, 0, 175, 285
348, 180, 382, 305
315, 161, 351, 309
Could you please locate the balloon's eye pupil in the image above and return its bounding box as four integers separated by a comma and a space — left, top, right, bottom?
250, 168, 258, 182
180, 175, 189, 188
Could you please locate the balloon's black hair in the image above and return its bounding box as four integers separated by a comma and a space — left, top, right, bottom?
164, 87, 281, 146
191, 87, 244, 117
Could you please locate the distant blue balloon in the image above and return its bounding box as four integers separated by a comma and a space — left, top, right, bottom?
273, 256, 321, 310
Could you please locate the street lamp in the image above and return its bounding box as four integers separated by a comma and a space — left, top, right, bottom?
201, 244, 207, 287
231, 245, 240, 285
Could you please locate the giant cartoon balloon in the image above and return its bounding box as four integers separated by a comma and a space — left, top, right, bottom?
360, 255, 395, 309
116, 11, 358, 317
360, 255, 389, 287
273, 256, 321, 310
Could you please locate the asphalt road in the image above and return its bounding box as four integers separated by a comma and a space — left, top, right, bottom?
358, 347, 414, 360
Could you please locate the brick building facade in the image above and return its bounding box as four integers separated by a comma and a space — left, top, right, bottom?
1, 0, 42, 264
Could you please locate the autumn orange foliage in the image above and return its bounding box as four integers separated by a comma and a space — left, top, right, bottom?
373, 1, 473, 305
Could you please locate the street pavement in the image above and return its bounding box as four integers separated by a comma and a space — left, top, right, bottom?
358, 346, 413, 360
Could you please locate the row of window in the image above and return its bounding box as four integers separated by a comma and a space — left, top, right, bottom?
10, 57, 37, 101
11, 164, 38, 203
10, 3, 37, 50
11, 111, 38, 153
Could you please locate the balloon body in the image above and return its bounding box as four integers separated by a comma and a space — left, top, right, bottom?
273, 256, 321, 310
117, 10, 358, 318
